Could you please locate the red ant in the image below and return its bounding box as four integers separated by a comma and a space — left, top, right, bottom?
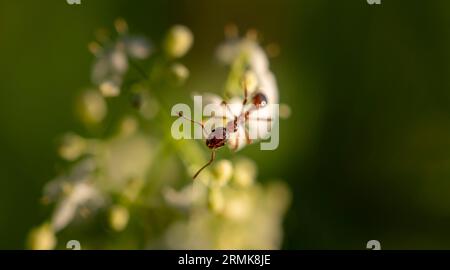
178, 83, 272, 179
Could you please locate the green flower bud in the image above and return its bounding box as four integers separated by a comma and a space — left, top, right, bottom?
114, 17, 128, 34
232, 157, 257, 188
58, 133, 87, 161
164, 25, 193, 58
109, 205, 129, 232
223, 192, 252, 220
123, 178, 144, 202
208, 188, 225, 214
266, 181, 291, 215
279, 103, 291, 119
170, 63, 190, 85
99, 80, 120, 97
27, 223, 56, 250
118, 116, 138, 137
211, 160, 233, 187
76, 90, 107, 125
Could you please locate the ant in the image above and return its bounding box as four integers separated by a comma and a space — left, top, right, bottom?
178, 82, 272, 179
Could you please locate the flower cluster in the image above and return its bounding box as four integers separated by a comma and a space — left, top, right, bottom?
28, 20, 290, 250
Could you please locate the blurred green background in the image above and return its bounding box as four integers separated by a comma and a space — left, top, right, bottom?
2, 0, 450, 249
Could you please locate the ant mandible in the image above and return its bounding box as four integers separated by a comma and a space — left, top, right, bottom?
178, 82, 271, 179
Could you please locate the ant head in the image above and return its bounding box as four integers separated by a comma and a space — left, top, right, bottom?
206, 127, 228, 149
252, 92, 268, 108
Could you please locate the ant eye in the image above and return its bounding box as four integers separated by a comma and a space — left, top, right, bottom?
212, 128, 215, 132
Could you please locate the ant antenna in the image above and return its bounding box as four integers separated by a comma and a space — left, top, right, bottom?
178, 111, 205, 130
193, 150, 216, 179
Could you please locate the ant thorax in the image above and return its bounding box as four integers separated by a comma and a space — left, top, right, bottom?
205, 94, 270, 139
206, 127, 228, 149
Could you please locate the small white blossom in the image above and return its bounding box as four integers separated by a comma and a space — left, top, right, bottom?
216, 35, 279, 104
91, 21, 152, 97
51, 181, 104, 232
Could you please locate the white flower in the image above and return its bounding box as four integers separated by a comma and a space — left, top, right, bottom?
216, 36, 279, 104
99, 133, 154, 191
163, 183, 205, 210
91, 25, 152, 97
99, 78, 122, 97
43, 159, 96, 202
91, 45, 128, 86
123, 36, 152, 59
51, 181, 104, 232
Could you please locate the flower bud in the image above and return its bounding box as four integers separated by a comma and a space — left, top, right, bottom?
208, 188, 225, 214
279, 103, 291, 119
232, 157, 257, 188
99, 80, 120, 97
164, 25, 193, 58
58, 133, 87, 161
223, 192, 251, 220
211, 160, 233, 187
170, 63, 190, 85
76, 90, 107, 125
118, 116, 138, 137
109, 205, 129, 232
266, 181, 291, 215
114, 18, 128, 34
27, 223, 56, 250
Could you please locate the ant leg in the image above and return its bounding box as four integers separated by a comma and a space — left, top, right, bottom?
221, 100, 236, 119
231, 135, 240, 152
193, 150, 216, 179
243, 110, 273, 124
249, 117, 273, 123
242, 80, 248, 106
208, 115, 229, 129
244, 128, 253, 145
240, 80, 249, 116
